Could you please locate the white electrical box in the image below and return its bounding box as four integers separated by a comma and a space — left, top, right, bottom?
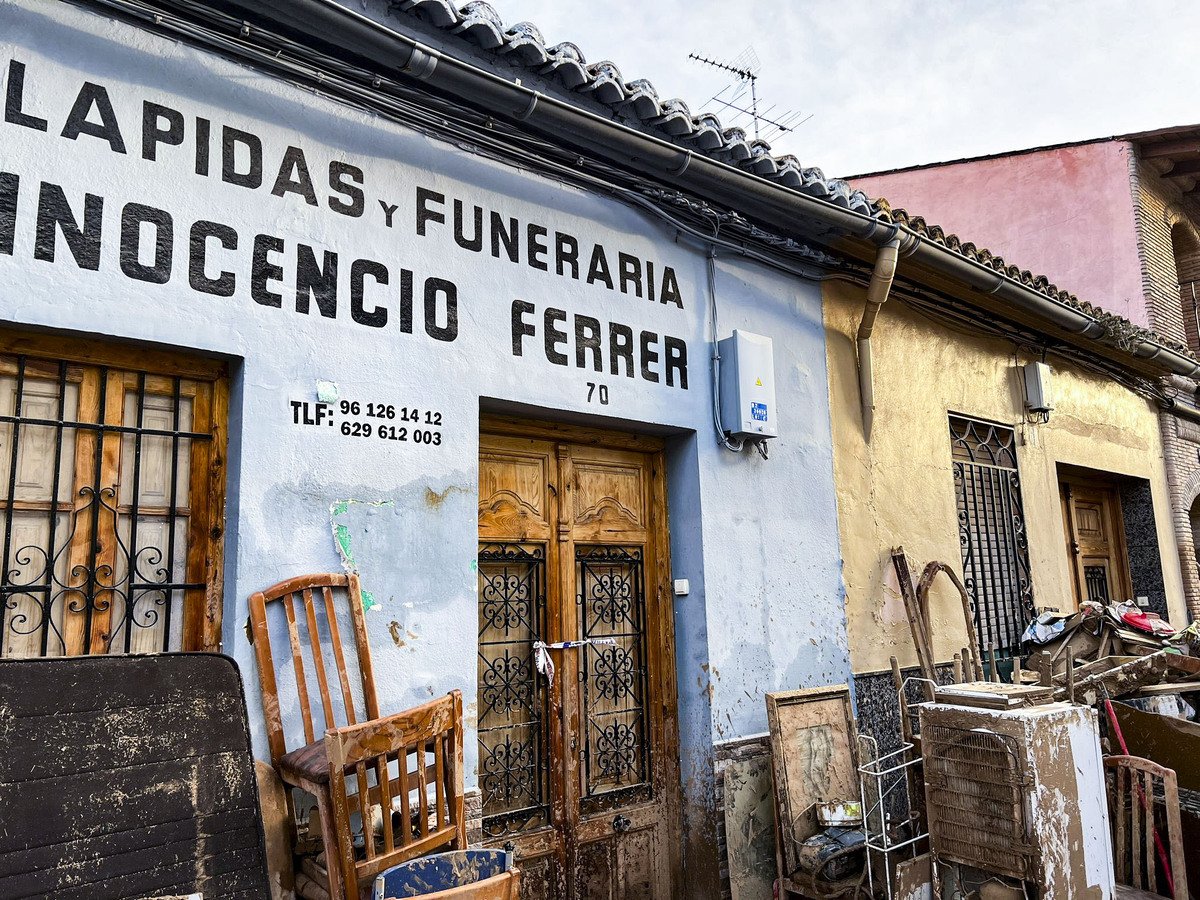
1023, 361, 1053, 413
718, 330, 778, 439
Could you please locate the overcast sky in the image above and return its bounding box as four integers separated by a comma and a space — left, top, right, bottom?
485, 0, 1200, 178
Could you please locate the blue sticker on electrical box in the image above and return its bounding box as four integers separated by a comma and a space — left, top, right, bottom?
751, 402, 768, 422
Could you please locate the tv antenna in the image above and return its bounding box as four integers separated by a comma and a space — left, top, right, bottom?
689, 47, 810, 143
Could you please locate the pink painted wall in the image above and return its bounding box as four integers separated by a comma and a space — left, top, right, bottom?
853, 141, 1148, 327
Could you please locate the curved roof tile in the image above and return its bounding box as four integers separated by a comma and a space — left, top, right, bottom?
451, 1, 506, 48
541, 42, 589, 88
617, 79, 661, 119
503, 21, 550, 66
580, 61, 626, 104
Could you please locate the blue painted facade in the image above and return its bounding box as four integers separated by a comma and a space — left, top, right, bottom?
0, 0, 850, 889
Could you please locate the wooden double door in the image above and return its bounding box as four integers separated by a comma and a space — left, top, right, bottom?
1061, 477, 1132, 607
476, 419, 679, 899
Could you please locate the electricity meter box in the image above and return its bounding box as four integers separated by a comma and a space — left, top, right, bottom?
718, 330, 778, 439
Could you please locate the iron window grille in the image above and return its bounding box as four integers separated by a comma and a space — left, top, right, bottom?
949, 416, 1035, 657
1, 353, 218, 657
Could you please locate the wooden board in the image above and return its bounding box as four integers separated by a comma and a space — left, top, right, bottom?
0, 654, 271, 900
723, 755, 776, 900
934, 681, 1053, 709
766, 685, 858, 877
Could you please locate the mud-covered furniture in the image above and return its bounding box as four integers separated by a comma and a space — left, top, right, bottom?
0, 653, 271, 899
767, 685, 864, 899
1105, 755, 1188, 899
326, 691, 467, 900
248, 573, 380, 900
371, 849, 520, 900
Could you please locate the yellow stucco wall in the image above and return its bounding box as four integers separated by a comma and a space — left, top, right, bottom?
823, 280, 1187, 675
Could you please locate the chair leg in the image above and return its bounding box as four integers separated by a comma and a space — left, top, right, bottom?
315, 787, 349, 900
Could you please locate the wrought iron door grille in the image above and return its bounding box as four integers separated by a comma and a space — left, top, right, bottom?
949, 416, 1034, 656
1084, 565, 1110, 603
577, 545, 651, 814
1, 354, 210, 657
477, 542, 550, 837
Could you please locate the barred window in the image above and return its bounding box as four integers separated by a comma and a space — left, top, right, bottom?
949, 416, 1034, 655
0, 332, 228, 657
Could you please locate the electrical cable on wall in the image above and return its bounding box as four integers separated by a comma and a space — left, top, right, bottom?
708, 246, 745, 453
708, 247, 773, 457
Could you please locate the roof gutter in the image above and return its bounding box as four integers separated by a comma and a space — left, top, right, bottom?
195, 0, 1200, 383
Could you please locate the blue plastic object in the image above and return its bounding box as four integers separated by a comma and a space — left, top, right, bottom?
372, 849, 515, 899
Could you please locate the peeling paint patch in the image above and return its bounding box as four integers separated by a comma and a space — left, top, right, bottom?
330, 499, 394, 611
424, 484, 468, 509
330, 499, 395, 572
316, 380, 338, 403
388, 621, 404, 647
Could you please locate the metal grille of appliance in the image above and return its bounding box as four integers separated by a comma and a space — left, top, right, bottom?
922, 723, 1036, 881
949, 416, 1035, 656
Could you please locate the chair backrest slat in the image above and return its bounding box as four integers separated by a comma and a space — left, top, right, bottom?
323, 585, 358, 726
1114, 764, 1128, 883
282, 591, 316, 746
356, 759, 375, 863
434, 736, 446, 832
301, 588, 338, 732
1105, 754, 1189, 900
1144, 771, 1156, 890
325, 691, 466, 897
377, 750, 395, 851
398, 742, 413, 848
248, 590, 285, 764
416, 741, 429, 838
348, 574, 381, 721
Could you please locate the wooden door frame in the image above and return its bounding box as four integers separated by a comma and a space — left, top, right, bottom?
478, 414, 682, 897
1059, 470, 1134, 609
0, 327, 229, 653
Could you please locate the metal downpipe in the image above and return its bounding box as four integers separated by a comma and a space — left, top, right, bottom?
856, 238, 902, 441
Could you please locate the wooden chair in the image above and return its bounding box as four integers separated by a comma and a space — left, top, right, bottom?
1104, 755, 1188, 900
326, 691, 466, 900
248, 573, 380, 900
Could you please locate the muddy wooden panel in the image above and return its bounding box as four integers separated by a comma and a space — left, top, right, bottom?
0, 654, 270, 900
615, 824, 661, 899
568, 445, 648, 541
515, 852, 558, 900
723, 755, 776, 900
575, 840, 615, 900
478, 436, 556, 541
766, 685, 858, 875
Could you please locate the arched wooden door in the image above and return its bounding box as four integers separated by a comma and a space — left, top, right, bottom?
476, 418, 680, 899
